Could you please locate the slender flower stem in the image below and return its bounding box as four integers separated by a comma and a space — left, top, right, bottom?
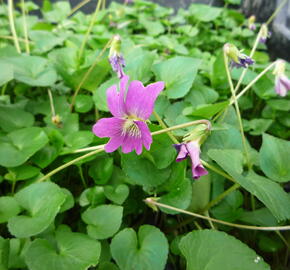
78, 0, 103, 60
152, 111, 179, 144
266, 0, 288, 25
8, 0, 21, 53
145, 198, 290, 231
203, 183, 241, 212
70, 38, 112, 111
37, 148, 104, 182
233, 61, 277, 104
67, 0, 91, 18
48, 89, 56, 118
275, 231, 290, 248
20, 0, 30, 54
200, 160, 235, 183
234, 28, 263, 93
223, 51, 250, 168
0, 35, 31, 44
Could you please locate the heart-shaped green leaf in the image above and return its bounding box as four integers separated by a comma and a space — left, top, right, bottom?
8, 182, 66, 238
259, 134, 290, 182
0, 196, 20, 224
104, 184, 129, 205
110, 225, 168, 270
152, 56, 201, 99
180, 230, 270, 270
24, 229, 101, 270
82, 205, 123, 240
0, 127, 48, 167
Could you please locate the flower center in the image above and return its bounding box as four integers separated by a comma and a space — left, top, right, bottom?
122, 119, 141, 138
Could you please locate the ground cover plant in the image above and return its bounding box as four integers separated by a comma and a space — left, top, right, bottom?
0, 0, 290, 269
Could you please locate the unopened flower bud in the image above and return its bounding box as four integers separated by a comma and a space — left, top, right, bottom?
248, 15, 256, 31
273, 60, 290, 97
224, 43, 254, 69
259, 24, 271, 43
109, 35, 126, 78
52, 114, 62, 127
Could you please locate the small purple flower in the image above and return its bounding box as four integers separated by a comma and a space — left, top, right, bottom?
275, 75, 290, 97
109, 54, 125, 79
224, 43, 254, 69
93, 75, 164, 155
173, 141, 208, 179
124, 0, 133, 4
230, 54, 255, 69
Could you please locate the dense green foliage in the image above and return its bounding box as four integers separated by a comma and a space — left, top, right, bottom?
0, 0, 289, 269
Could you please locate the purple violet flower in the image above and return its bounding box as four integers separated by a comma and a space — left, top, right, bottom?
275, 75, 290, 97
230, 54, 255, 69
173, 141, 208, 180
93, 75, 164, 155
224, 43, 254, 69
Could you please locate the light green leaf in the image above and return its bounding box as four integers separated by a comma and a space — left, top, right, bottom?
24, 229, 101, 270
180, 230, 270, 270
208, 149, 290, 221
152, 56, 201, 99
104, 184, 129, 205
0, 62, 13, 86
82, 205, 123, 240
260, 134, 290, 182
3, 55, 57, 86
111, 225, 168, 270
0, 196, 20, 224
190, 4, 222, 22
0, 105, 34, 132
121, 152, 171, 187
8, 182, 66, 238
0, 127, 49, 167
75, 94, 93, 113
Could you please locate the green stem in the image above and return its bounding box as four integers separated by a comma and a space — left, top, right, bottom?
78, 165, 87, 188
153, 111, 179, 144
233, 61, 277, 103
266, 0, 288, 25
8, 0, 21, 53
223, 51, 251, 169
203, 183, 240, 212
145, 198, 290, 231
20, 0, 30, 54
67, 0, 91, 18
37, 148, 104, 182
78, 0, 103, 60
201, 160, 235, 183
48, 89, 56, 118
70, 38, 112, 111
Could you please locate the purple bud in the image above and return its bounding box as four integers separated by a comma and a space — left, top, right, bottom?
109, 54, 126, 79
275, 75, 290, 97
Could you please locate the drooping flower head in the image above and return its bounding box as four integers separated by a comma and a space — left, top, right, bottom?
173, 122, 211, 180
109, 35, 126, 79
273, 60, 290, 97
248, 15, 256, 31
93, 75, 164, 154
224, 43, 254, 69
259, 24, 271, 43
